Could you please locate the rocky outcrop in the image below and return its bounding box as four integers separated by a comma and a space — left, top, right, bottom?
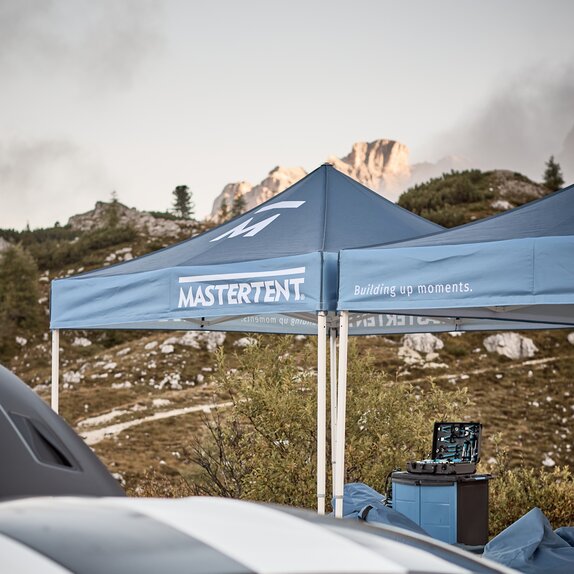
483, 332, 538, 360
327, 140, 411, 199
208, 136, 554, 219
401, 333, 444, 354
489, 170, 547, 203
209, 139, 413, 218
210, 181, 253, 221
397, 334, 446, 367
210, 166, 307, 220
68, 201, 195, 238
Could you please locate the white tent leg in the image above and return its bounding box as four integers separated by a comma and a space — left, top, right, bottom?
317, 312, 327, 515
51, 329, 60, 414
334, 311, 349, 518
330, 327, 338, 497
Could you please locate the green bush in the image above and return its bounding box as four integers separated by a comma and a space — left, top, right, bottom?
486, 434, 574, 535
32, 225, 138, 271
185, 338, 472, 510
0, 245, 44, 361
135, 339, 573, 537
1, 222, 138, 272
148, 211, 181, 221
399, 170, 495, 227
126, 468, 193, 497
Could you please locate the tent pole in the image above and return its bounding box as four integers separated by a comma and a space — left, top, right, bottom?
317, 311, 327, 515
334, 311, 349, 518
51, 329, 60, 414
329, 327, 338, 497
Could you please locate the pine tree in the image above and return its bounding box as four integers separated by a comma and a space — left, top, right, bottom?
543, 156, 564, 191
172, 185, 194, 219
0, 246, 43, 361
218, 198, 229, 223
106, 190, 121, 228
231, 192, 246, 218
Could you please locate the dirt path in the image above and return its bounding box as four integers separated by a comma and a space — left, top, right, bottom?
79, 400, 233, 445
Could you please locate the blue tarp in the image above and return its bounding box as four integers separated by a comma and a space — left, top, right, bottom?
484, 507, 574, 574
51, 164, 444, 335
335, 482, 428, 536
338, 184, 574, 327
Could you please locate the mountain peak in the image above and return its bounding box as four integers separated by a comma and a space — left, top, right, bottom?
210, 139, 412, 218
327, 139, 411, 197
209, 138, 468, 218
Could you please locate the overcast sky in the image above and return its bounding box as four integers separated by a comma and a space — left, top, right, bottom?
1, 0, 573, 230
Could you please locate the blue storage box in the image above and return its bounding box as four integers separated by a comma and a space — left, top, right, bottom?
392, 471, 491, 545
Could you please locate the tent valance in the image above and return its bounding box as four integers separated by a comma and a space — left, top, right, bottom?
338, 184, 574, 326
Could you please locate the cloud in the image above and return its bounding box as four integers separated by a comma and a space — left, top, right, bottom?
425, 64, 574, 181
0, 0, 164, 92
0, 139, 111, 230
558, 123, 574, 183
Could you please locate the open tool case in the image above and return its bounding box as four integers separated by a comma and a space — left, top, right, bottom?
407, 422, 482, 475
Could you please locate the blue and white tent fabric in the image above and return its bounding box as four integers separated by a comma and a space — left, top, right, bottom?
51, 164, 442, 335
332, 184, 574, 518
49, 164, 445, 515
338, 482, 428, 536
483, 507, 574, 574
0, 496, 515, 574
338, 183, 574, 327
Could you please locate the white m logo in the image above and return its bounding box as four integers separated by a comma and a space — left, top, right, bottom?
210, 201, 305, 242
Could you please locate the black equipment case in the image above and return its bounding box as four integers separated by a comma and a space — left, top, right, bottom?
406, 422, 482, 475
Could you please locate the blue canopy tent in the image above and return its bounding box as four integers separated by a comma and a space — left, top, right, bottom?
333, 183, 574, 516
51, 164, 445, 334
51, 163, 447, 514
339, 183, 574, 324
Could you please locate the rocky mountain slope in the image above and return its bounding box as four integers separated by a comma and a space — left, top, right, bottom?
210, 139, 466, 218
68, 200, 197, 238
1, 165, 572, 495
210, 166, 307, 219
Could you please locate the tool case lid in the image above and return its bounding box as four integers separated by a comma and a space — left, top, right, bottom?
431, 422, 482, 464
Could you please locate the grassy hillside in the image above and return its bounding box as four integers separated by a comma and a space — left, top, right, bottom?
398, 169, 549, 226
1, 171, 572, 518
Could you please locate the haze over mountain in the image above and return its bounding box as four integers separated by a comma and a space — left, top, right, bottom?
559, 123, 574, 175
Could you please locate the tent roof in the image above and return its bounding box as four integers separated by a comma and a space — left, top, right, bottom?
51, 164, 446, 334
370, 183, 574, 250
82, 164, 441, 279
338, 183, 574, 327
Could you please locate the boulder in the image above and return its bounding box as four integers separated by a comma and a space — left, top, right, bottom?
491, 199, 514, 211
233, 337, 257, 348
483, 332, 538, 360
401, 333, 444, 354
179, 331, 226, 352
397, 346, 423, 365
